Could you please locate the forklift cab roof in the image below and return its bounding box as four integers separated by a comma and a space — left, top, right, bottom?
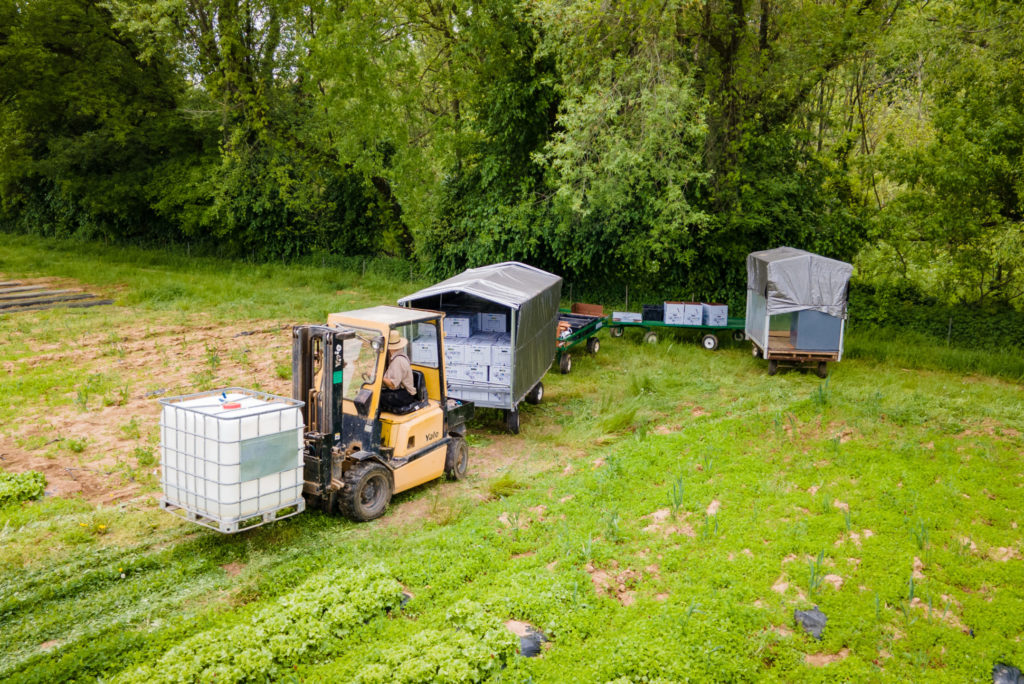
331, 305, 441, 328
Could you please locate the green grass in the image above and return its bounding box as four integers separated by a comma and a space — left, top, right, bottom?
0, 236, 1023, 682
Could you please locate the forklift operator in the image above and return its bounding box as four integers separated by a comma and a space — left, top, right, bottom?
380, 330, 417, 412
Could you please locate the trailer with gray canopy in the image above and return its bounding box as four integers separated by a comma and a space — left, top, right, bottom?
745, 247, 853, 377
398, 262, 562, 433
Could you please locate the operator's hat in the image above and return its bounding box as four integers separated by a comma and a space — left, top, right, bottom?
388, 329, 408, 351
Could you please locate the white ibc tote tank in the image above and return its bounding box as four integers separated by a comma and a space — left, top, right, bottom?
159, 388, 305, 533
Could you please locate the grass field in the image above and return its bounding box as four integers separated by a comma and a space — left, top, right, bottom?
1, 235, 1023, 682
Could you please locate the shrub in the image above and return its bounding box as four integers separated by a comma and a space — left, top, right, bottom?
0, 470, 46, 508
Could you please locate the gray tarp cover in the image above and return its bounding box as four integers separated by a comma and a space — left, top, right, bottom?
398, 262, 563, 402
746, 247, 853, 318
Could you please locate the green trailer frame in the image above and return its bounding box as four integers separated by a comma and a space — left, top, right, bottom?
607, 316, 747, 351
554, 309, 607, 374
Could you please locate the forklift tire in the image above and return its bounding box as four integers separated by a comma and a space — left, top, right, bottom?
586, 337, 600, 354
526, 382, 544, 405
559, 353, 572, 374
700, 333, 719, 351
610, 326, 624, 338
338, 461, 393, 522
816, 361, 828, 379
506, 409, 521, 434
767, 360, 779, 376
643, 330, 659, 345
445, 435, 469, 480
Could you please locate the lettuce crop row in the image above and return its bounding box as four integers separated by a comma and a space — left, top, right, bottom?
0, 470, 45, 509
114, 566, 402, 684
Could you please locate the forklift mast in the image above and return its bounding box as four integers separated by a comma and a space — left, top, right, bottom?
292, 325, 356, 497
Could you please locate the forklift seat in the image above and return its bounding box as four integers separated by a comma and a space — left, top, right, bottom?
386, 370, 428, 415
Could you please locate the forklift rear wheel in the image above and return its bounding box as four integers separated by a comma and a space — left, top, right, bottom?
732, 330, 746, 342
643, 330, 659, 345
339, 461, 393, 522
610, 326, 624, 338
559, 353, 572, 374
700, 334, 719, 351
526, 382, 544, 405
586, 337, 600, 354
506, 409, 521, 434
767, 360, 779, 376
816, 361, 828, 379
445, 435, 469, 480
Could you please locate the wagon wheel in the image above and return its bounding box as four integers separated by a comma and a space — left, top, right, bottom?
643, 330, 659, 345
700, 334, 719, 351
732, 330, 746, 342
610, 326, 624, 338
559, 353, 572, 374
586, 336, 600, 354
767, 359, 779, 376
816, 361, 828, 379
526, 382, 544, 405
505, 408, 521, 434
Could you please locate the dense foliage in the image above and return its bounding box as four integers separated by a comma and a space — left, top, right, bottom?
0, 470, 45, 508
1, 0, 1022, 305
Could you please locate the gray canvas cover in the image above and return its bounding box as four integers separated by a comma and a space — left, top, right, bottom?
746, 247, 853, 318
398, 262, 563, 403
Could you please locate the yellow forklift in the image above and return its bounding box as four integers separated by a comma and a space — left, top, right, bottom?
293, 306, 474, 521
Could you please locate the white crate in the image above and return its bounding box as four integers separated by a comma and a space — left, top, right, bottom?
446, 316, 475, 338
478, 312, 507, 333
612, 312, 642, 323
159, 388, 304, 533
665, 302, 702, 325
417, 323, 437, 338
466, 338, 493, 365
447, 364, 469, 381
411, 339, 438, 366
444, 341, 466, 365
489, 366, 512, 386
465, 366, 489, 383
702, 303, 728, 327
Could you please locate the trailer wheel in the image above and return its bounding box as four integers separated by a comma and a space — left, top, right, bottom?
610, 326, 624, 338
732, 330, 746, 342
700, 334, 719, 351
338, 461, 393, 522
586, 336, 600, 354
505, 409, 521, 434
816, 361, 828, 379
526, 382, 544, 405
445, 435, 469, 480
643, 330, 659, 345
559, 353, 572, 374
752, 346, 762, 358
767, 360, 779, 376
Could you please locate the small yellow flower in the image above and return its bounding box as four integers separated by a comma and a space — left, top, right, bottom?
79, 522, 87, 527
98, 524, 106, 530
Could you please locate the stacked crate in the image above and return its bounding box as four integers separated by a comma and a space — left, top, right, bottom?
411, 311, 513, 401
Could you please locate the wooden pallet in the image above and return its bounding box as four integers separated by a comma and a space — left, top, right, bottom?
0, 281, 112, 314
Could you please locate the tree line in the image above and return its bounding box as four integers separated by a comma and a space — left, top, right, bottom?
1, 0, 1021, 307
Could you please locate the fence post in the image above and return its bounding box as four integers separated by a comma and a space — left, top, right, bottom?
625, 285, 629, 311
946, 316, 953, 346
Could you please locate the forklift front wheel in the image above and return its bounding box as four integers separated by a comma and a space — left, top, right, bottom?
526, 382, 544, 405
339, 462, 393, 522
445, 436, 469, 480
610, 326, 624, 338
506, 409, 521, 434
559, 353, 572, 374
586, 337, 600, 354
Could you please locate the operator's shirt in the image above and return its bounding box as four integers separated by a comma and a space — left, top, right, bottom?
384, 351, 415, 394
